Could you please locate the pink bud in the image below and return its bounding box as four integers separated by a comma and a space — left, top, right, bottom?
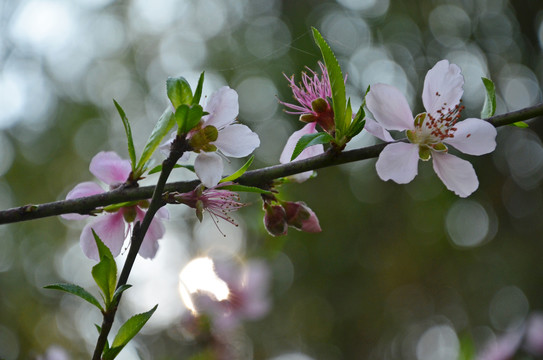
283, 201, 321, 233
263, 204, 288, 236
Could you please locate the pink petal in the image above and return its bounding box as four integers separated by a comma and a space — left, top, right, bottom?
214, 124, 260, 157
80, 212, 126, 261
376, 142, 419, 184
203, 86, 239, 130
194, 152, 224, 188
62, 181, 104, 220
279, 122, 324, 183
89, 151, 132, 186
422, 60, 464, 117
366, 83, 414, 131
364, 117, 394, 142
445, 118, 497, 155
136, 208, 166, 259
432, 152, 478, 197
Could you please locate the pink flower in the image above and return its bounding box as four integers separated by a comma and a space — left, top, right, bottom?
280, 61, 335, 133
197, 259, 271, 332
170, 86, 260, 188
366, 60, 497, 197
170, 184, 246, 225
62, 151, 168, 260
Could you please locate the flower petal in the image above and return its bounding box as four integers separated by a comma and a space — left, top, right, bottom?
80, 212, 126, 261
136, 208, 166, 259
279, 122, 324, 182
445, 118, 497, 155
432, 152, 478, 197
366, 83, 414, 131
364, 117, 394, 142
376, 142, 420, 184
62, 181, 104, 220
203, 86, 239, 130
422, 60, 464, 117
89, 151, 132, 186
194, 152, 224, 188
213, 124, 260, 157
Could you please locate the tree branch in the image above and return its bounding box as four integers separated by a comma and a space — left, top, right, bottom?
1, 102, 543, 225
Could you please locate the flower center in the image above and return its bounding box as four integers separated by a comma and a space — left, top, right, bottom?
189, 125, 218, 153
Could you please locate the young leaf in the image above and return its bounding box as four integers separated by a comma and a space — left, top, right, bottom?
112, 284, 132, 303
103, 305, 158, 360
220, 155, 254, 183
346, 104, 366, 139
511, 121, 529, 128
481, 77, 496, 119
312, 27, 346, 135
219, 184, 272, 194
192, 71, 205, 106
91, 230, 117, 308
44, 283, 104, 312
167, 76, 193, 109
183, 105, 204, 134
148, 163, 190, 175
174, 104, 189, 131
113, 100, 137, 171
136, 108, 176, 171
291, 131, 333, 161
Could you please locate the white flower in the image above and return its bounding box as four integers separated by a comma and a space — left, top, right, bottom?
365, 60, 497, 197
180, 86, 260, 187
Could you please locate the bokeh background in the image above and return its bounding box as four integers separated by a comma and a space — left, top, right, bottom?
1, 0, 543, 358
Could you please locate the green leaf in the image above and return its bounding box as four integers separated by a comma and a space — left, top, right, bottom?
192, 72, 205, 106
174, 104, 189, 130
167, 76, 193, 109
346, 103, 366, 139
112, 284, 132, 303
219, 184, 272, 194
312, 27, 347, 135
511, 121, 529, 128
91, 230, 117, 309
113, 100, 137, 171
103, 305, 158, 360
44, 283, 103, 312
136, 108, 176, 171
183, 105, 204, 133
148, 163, 191, 175
220, 156, 254, 183
291, 132, 333, 161
481, 77, 496, 119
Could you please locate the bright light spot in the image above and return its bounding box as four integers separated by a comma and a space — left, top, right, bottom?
179, 257, 230, 313
9, 0, 77, 54
416, 324, 459, 360
237, 76, 278, 123
446, 200, 491, 247
268, 353, 315, 360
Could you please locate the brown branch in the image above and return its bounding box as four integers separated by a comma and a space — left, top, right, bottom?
1, 102, 543, 225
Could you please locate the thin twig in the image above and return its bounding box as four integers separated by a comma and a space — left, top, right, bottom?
91, 135, 190, 360
1, 102, 542, 225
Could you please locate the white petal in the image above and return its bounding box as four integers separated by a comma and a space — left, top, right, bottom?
136, 208, 166, 259
445, 118, 497, 155
376, 142, 420, 184
203, 86, 239, 130
366, 83, 414, 131
194, 152, 224, 187
62, 181, 104, 220
432, 152, 478, 197
364, 117, 394, 142
80, 212, 126, 261
89, 151, 132, 186
214, 124, 260, 157
279, 123, 323, 183
422, 60, 464, 117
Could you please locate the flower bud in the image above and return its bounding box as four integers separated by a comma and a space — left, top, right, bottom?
263, 204, 288, 236
283, 201, 321, 233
